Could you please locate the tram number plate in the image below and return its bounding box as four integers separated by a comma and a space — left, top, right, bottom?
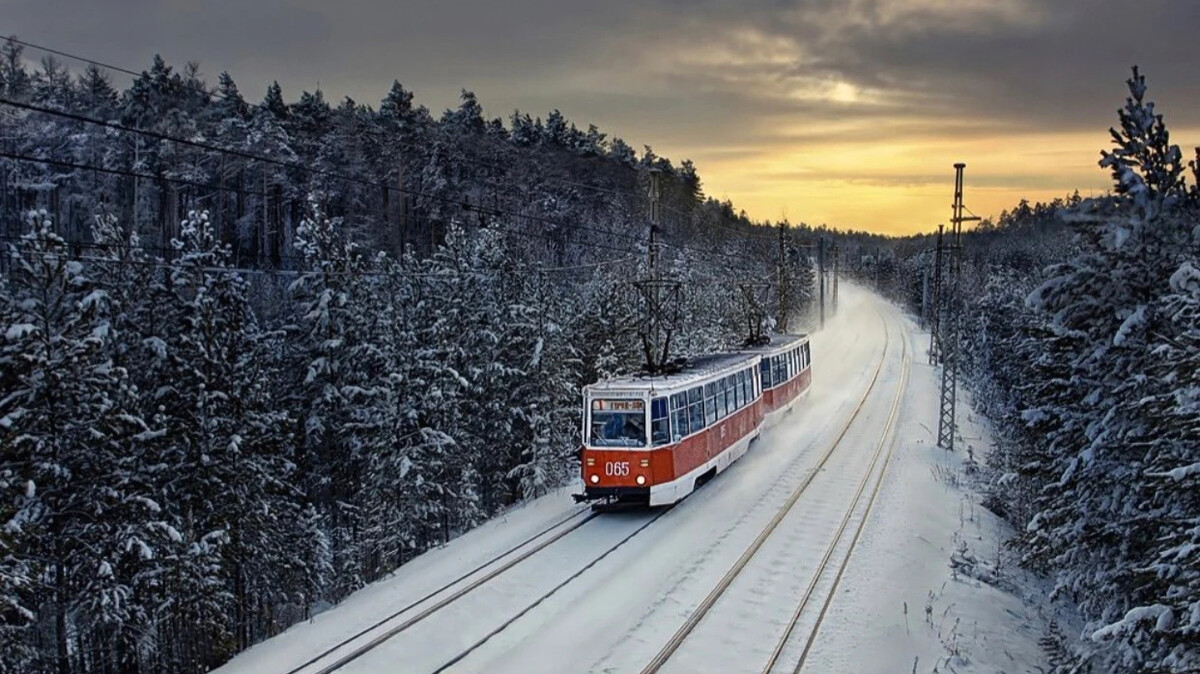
604, 461, 630, 477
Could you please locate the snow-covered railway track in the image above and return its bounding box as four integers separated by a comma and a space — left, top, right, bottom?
762, 324, 910, 674
639, 315, 908, 674
425, 509, 671, 673
282, 506, 596, 674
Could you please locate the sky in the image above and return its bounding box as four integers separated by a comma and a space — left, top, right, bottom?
6, 0, 1200, 235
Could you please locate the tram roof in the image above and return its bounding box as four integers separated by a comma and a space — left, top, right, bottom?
586, 350, 761, 396
735, 332, 809, 356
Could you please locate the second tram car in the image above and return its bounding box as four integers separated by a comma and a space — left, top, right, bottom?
744, 333, 813, 424
576, 333, 813, 507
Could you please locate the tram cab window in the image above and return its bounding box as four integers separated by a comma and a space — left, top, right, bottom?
651, 397, 671, 446
589, 399, 647, 447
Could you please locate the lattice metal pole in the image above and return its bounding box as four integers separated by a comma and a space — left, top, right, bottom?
937, 163, 978, 451
928, 224, 944, 365
636, 168, 681, 374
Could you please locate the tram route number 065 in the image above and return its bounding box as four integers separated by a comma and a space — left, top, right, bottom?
604, 461, 630, 477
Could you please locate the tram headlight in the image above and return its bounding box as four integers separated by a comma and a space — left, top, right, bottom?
590, 474, 600, 484
636, 475, 646, 485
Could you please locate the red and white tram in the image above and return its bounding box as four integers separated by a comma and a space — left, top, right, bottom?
575, 334, 812, 507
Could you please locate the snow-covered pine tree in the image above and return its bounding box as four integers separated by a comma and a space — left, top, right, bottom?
1026, 67, 1200, 672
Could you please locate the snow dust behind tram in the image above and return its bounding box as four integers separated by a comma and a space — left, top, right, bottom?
576, 334, 812, 508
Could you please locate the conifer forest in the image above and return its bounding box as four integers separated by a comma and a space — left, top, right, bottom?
0, 34, 1198, 674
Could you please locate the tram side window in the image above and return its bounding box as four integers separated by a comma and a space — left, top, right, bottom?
724, 374, 736, 414
687, 386, 704, 435
715, 379, 728, 420
705, 382, 718, 426
670, 393, 688, 441
742, 369, 751, 402
651, 398, 671, 446
734, 371, 744, 408
805, 343, 811, 366
731, 374, 741, 411
760, 360, 772, 390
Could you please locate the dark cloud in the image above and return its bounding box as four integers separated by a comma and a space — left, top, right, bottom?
4, 0, 1197, 228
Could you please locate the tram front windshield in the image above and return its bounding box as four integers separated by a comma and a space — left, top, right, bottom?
589, 399, 647, 447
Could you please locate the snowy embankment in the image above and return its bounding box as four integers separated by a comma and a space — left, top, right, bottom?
801, 305, 1077, 673
212, 286, 1068, 674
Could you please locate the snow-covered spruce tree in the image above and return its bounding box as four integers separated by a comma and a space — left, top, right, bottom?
288, 199, 395, 600
144, 210, 296, 666
402, 226, 487, 539
0, 271, 38, 673
1, 211, 159, 673
504, 269, 582, 500
1025, 67, 1199, 672
81, 211, 176, 674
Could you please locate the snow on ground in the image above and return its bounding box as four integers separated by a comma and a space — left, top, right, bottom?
212, 286, 1066, 674
800, 300, 1062, 673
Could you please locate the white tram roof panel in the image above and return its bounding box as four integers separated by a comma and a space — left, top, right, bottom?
736, 332, 810, 356
586, 351, 761, 395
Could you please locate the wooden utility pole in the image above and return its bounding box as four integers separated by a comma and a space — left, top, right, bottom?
777, 221, 790, 332
818, 236, 826, 330
832, 243, 839, 317
920, 264, 930, 330
397, 162, 409, 256
649, 169, 660, 278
